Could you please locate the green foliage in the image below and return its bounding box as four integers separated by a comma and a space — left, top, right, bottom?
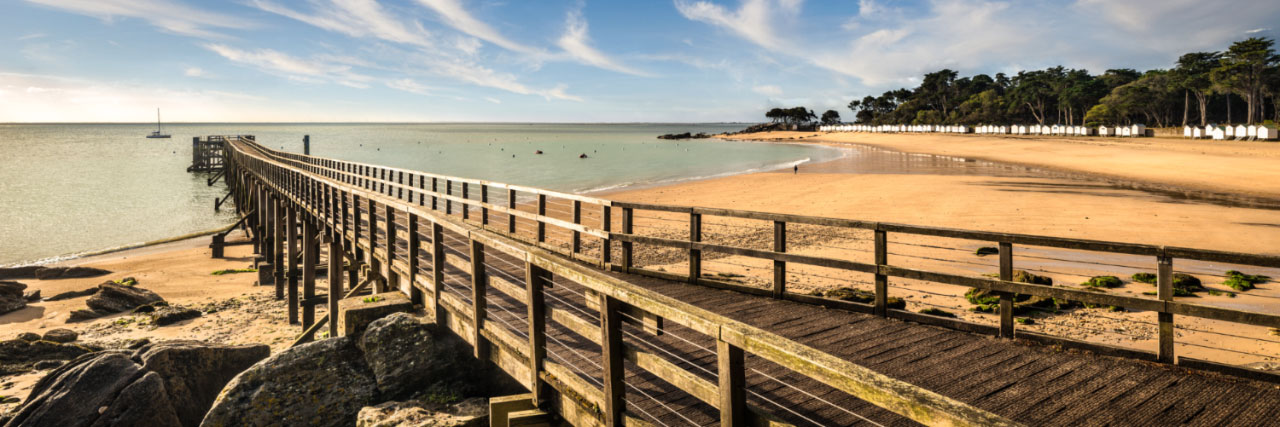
1012, 270, 1052, 286
1081, 276, 1123, 288
1015, 317, 1034, 325
113, 277, 138, 287
1131, 272, 1203, 294
820, 110, 841, 125
974, 247, 999, 256
1223, 270, 1270, 291
822, 288, 905, 309
362, 296, 384, 303
1131, 273, 1157, 284
212, 268, 257, 275
919, 308, 956, 318
766, 107, 818, 125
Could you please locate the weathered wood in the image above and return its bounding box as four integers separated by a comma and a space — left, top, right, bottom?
600, 294, 625, 427
526, 261, 548, 404
328, 235, 343, 338
481, 184, 489, 225
445, 179, 453, 215
287, 204, 299, 324
407, 213, 422, 305
471, 239, 489, 361
621, 208, 633, 272
572, 200, 582, 254
368, 198, 383, 293
431, 222, 445, 321
1157, 255, 1175, 363
717, 339, 746, 426
998, 241, 1014, 338
772, 221, 786, 298
302, 217, 317, 329
537, 194, 547, 243
462, 182, 469, 220
273, 197, 285, 299
384, 204, 397, 294
601, 206, 612, 265
874, 229, 888, 316
507, 188, 517, 234
690, 213, 701, 283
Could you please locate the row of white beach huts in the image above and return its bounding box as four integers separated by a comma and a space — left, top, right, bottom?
817, 123, 1279, 140
1182, 124, 1279, 140
817, 124, 1152, 137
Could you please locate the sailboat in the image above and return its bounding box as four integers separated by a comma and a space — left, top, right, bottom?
146, 108, 171, 139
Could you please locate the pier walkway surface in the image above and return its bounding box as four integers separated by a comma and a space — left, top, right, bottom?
203, 135, 1280, 426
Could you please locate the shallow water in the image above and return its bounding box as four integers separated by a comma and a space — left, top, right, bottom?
0, 123, 843, 266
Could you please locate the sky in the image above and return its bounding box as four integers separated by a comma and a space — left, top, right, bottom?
1, 0, 1278, 123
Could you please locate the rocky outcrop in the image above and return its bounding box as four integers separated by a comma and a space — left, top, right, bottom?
86, 282, 164, 314
0, 338, 95, 375
23, 290, 40, 302
42, 329, 78, 343
33, 267, 112, 280
202, 337, 377, 427
42, 287, 97, 302
0, 281, 28, 315
356, 398, 487, 427
67, 309, 102, 322
204, 313, 489, 427
359, 313, 480, 400
151, 306, 202, 326
5, 341, 268, 427
0, 267, 42, 280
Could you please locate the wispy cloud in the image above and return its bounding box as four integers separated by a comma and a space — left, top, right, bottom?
557, 8, 651, 77
17, 33, 47, 40
752, 84, 782, 96
385, 78, 431, 95
248, 0, 433, 47
415, 0, 537, 54
674, 0, 798, 50
184, 67, 206, 78
203, 43, 374, 88
23, 0, 250, 38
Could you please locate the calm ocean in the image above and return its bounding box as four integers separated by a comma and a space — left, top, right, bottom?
0, 123, 844, 266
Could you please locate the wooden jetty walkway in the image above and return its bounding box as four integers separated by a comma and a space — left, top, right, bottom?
199, 135, 1280, 426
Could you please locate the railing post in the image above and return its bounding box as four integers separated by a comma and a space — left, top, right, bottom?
407, 213, 422, 305
462, 182, 469, 220
536, 194, 547, 243
690, 212, 702, 283
600, 294, 625, 427
874, 228, 888, 316
481, 184, 489, 226
572, 200, 582, 254
602, 206, 612, 265
368, 198, 382, 293
328, 234, 343, 339
351, 194, 363, 287
470, 239, 489, 361
507, 189, 517, 234
432, 178, 439, 211
998, 242, 1014, 338
773, 221, 786, 298
717, 339, 746, 426
431, 222, 445, 321
445, 179, 453, 215
1157, 255, 1175, 363
273, 196, 285, 299
287, 204, 299, 324
397, 171, 403, 200
525, 262, 548, 404
302, 216, 317, 329
384, 205, 397, 294
621, 208, 633, 272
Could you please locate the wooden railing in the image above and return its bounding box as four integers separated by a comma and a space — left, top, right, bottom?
220, 136, 1017, 426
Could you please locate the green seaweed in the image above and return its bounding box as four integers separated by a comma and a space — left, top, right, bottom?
1081, 275, 1122, 288
919, 308, 956, 318
212, 268, 257, 276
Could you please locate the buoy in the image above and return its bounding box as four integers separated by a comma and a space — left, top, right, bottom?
536, 150, 543, 154
579, 153, 588, 159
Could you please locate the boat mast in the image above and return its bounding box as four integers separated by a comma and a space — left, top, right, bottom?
156, 108, 162, 132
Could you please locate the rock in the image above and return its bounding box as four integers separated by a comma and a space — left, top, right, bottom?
86, 282, 163, 314
32, 267, 111, 280
0, 267, 42, 280
22, 290, 40, 302
356, 398, 488, 427
338, 293, 413, 337
66, 309, 104, 322
0, 339, 93, 367
32, 360, 62, 370
16, 333, 39, 342
202, 336, 377, 427
42, 288, 97, 302
359, 313, 482, 400
0, 282, 27, 315
132, 305, 156, 313
151, 307, 202, 326
134, 341, 269, 427
8, 354, 181, 427
8, 341, 268, 427
41, 329, 77, 343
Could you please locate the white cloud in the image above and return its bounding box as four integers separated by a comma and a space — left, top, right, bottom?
184, 67, 206, 77
386, 78, 431, 95
484, 97, 501, 104
203, 43, 374, 88
674, 0, 798, 50
17, 33, 47, 40
249, 0, 432, 47
415, 0, 537, 53
24, 0, 251, 39
557, 9, 650, 77
752, 84, 782, 96
1246, 28, 1268, 34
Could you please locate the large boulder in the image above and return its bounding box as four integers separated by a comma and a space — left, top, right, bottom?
33, 267, 112, 280
6, 341, 268, 427
151, 306, 202, 326
0, 281, 27, 315
0, 267, 42, 280
359, 313, 483, 400
86, 283, 164, 314
202, 336, 377, 427
134, 341, 270, 427
356, 397, 488, 427
42, 329, 78, 343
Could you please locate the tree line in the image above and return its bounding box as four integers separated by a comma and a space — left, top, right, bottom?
770, 37, 1280, 128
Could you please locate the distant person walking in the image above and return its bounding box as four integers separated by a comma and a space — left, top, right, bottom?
793, 165, 798, 174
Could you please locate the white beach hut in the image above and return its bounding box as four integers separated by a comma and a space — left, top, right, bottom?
1258, 125, 1279, 140
1120, 126, 1132, 137
1234, 124, 1248, 140
1247, 125, 1258, 140
1192, 127, 1203, 139
1225, 126, 1235, 138
1130, 124, 1146, 137
1212, 126, 1228, 140
1097, 126, 1110, 136
1183, 126, 1193, 138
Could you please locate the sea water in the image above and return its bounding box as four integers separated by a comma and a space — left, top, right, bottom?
0, 123, 844, 265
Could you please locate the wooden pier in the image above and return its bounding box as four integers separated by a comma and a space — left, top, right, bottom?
205, 135, 1280, 426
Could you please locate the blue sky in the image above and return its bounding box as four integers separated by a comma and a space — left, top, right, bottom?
2, 0, 1278, 122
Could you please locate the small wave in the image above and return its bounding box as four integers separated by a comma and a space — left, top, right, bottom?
0, 241, 143, 268
576, 156, 816, 195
